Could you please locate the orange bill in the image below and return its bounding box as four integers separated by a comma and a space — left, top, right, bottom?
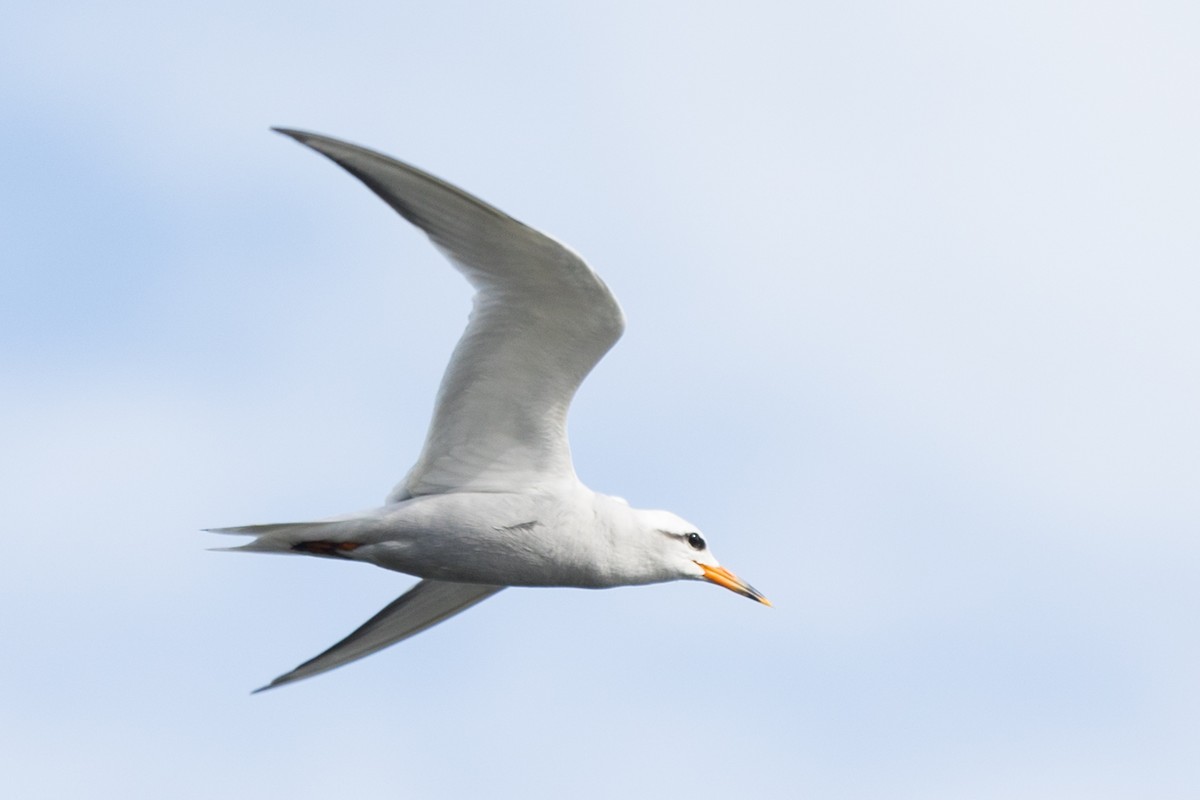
697, 563, 771, 606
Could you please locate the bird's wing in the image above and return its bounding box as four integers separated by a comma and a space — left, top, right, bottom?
275, 129, 626, 498
254, 579, 503, 692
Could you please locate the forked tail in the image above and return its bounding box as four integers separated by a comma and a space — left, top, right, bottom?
207, 518, 373, 557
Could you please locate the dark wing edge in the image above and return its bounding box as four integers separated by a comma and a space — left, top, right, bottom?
253, 580, 504, 693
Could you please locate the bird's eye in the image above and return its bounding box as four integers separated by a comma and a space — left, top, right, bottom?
686, 532, 706, 551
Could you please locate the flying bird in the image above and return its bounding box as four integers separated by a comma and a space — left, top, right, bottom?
213, 129, 769, 692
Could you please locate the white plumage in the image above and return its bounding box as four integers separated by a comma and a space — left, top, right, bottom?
213, 129, 767, 692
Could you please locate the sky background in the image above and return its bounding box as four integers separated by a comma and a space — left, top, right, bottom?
3, 1, 1198, 797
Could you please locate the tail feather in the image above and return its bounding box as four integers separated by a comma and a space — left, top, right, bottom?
205, 519, 373, 555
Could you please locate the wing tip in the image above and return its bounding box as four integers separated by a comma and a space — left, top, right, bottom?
252, 666, 310, 694
251, 678, 285, 695
273, 127, 329, 153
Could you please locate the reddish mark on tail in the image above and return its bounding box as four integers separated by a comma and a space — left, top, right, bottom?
291, 540, 361, 557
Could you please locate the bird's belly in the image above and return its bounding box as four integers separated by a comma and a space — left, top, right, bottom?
359, 532, 610, 588
350, 492, 619, 588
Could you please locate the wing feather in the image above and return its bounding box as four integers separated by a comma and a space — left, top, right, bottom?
275, 129, 625, 498
254, 580, 502, 692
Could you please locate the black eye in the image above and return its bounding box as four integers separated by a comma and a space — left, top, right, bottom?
686, 532, 706, 551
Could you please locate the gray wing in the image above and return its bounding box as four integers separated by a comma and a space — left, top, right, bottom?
254, 580, 503, 692
275, 129, 626, 499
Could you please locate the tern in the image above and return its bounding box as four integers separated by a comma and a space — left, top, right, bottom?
214, 129, 769, 692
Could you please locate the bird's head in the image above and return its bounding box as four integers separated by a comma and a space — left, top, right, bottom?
632, 509, 771, 606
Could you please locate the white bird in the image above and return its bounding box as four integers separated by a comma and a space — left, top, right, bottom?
213, 129, 769, 692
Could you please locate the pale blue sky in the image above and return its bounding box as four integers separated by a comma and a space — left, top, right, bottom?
2, 2, 1198, 798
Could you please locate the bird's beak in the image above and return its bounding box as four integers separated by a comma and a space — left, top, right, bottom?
697, 563, 771, 606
